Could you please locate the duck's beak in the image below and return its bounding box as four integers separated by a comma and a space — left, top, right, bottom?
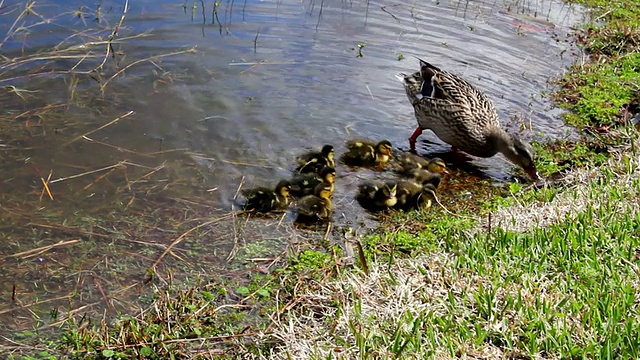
526, 166, 541, 182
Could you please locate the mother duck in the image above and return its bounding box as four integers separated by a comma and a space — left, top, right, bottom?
399, 58, 540, 180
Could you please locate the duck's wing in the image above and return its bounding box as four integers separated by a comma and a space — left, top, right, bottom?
417, 59, 497, 116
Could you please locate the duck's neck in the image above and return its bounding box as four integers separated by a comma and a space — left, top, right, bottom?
490, 128, 515, 158
492, 129, 527, 168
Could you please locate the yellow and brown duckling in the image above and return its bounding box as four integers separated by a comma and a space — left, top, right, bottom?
295, 144, 335, 174
405, 168, 442, 189
290, 167, 336, 198
241, 180, 292, 213
392, 154, 449, 175
295, 182, 333, 223
341, 139, 393, 167
356, 181, 397, 211
390, 180, 438, 211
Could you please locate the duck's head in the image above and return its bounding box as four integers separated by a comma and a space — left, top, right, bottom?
321, 145, 335, 162
376, 140, 393, 156
314, 182, 333, 200
426, 158, 449, 174
500, 136, 540, 181
275, 180, 292, 197
382, 183, 398, 207
320, 167, 336, 184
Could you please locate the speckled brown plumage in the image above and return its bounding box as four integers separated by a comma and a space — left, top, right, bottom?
398, 58, 540, 180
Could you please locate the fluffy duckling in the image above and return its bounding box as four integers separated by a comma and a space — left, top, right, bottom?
241, 180, 292, 213
356, 181, 397, 211
290, 167, 336, 198
295, 144, 335, 174
341, 139, 393, 167
405, 169, 442, 189
295, 182, 333, 223
391, 180, 437, 211
392, 154, 449, 175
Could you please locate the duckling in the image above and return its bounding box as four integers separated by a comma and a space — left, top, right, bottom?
405, 169, 442, 189
391, 180, 438, 211
295, 182, 333, 223
341, 139, 393, 167
295, 144, 335, 174
241, 180, 292, 213
290, 167, 336, 198
356, 181, 397, 211
392, 154, 449, 175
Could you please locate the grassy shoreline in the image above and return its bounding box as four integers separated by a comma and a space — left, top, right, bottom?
4, 0, 640, 358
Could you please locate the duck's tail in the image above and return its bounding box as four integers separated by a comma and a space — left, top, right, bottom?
397, 70, 423, 105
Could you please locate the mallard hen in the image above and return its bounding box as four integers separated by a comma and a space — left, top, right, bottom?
241, 180, 292, 213
398, 58, 539, 180
295, 144, 335, 174
341, 139, 393, 167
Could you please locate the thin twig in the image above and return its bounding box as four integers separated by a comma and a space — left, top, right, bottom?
100, 48, 196, 92
62, 111, 134, 147
7, 240, 81, 259
49, 161, 127, 184
39, 170, 54, 201
93, 0, 129, 72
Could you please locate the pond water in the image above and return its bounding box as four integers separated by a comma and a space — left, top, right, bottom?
0, 0, 583, 339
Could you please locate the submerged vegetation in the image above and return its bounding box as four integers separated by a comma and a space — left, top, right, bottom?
2, 0, 640, 359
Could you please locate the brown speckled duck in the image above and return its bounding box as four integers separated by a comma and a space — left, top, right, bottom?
398, 58, 539, 180
341, 139, 393, 167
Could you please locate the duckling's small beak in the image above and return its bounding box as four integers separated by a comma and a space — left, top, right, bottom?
442, 168, 450, 175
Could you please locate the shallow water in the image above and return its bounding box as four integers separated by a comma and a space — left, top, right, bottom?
0, 0, 583, 338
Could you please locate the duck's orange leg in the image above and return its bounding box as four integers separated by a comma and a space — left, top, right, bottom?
408, 127, 422, 152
